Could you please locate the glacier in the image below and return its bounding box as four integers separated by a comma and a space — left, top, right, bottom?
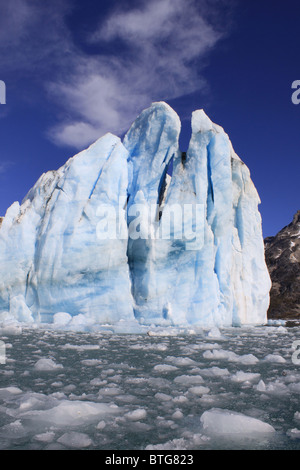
0, 102, 271, 330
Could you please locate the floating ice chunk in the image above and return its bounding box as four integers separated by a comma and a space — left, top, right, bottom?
207, 327, 222, 339
57, 431, 93, 448
189, 386, 210, 396
20, 400, 119, 427
81, 359, 103, 366
62, 343, 100, 351
53, 312, 72, 327
90, 378, 107, 387
146, 438, 188, 451
34, 358, 63, 371
200, 408, 275, 435
231, 371, 261, 383
287, 428, 300, 439
199, 367, 230, 377
173, 395, 188, 404
124, 409, 147, 421
155, 392, 173, 402
172, 410, 184, 420
294, 411, 300, 421
96, 420, 106, 430
153, 364, 178, 372
277, 326, 288, 333
255, 379, 289, 395
263, 354, 286, 363
0, 387, 22, 400
51, 381, 64, 389
234, 354, 259, 365
267, 320, 286, 327
268, 381, 289, 395
0, 322, 22, 335
203, 349, 259, 364
18, 393, 47, 412
130, 342, 168, 351
34, 432, 56, 443
203, 349, 235, 361
147, 329, 182, 337
174, 375, 204, 385
0, 420, 26, 438
183, 343, 221, 353
165, 356, 196, 366
256, 380, 266, 392
99, 387, 122, 397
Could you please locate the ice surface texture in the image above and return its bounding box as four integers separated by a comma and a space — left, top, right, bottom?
0, 102, 270, 329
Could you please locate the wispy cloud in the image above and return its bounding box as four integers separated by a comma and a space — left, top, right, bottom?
48, 0, 229, 149
1, 0, 232, 149
0, 161, 14, 175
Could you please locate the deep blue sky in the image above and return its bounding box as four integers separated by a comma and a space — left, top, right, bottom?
0, 0, 299, 237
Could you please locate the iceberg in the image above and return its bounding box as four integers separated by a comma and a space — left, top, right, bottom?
0, 102, 271, 330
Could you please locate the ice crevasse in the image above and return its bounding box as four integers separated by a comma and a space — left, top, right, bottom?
0, 102, 271, 330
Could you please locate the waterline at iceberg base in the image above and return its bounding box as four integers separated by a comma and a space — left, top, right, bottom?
0, 102, 271, 331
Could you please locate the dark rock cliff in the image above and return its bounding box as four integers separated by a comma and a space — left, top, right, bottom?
265, 211, 300, 319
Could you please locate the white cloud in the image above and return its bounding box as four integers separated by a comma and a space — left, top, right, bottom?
46, 59, 144, 147
1, 0, 232, 149
47, 0, 228, 149
0, 161, 14, 175
96, 0, 220, 56
95, 0, 220, 96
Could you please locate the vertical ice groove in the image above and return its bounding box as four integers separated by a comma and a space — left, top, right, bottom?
123, 102, 182, 323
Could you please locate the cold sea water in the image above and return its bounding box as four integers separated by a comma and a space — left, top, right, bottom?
0, 322, 300, 450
